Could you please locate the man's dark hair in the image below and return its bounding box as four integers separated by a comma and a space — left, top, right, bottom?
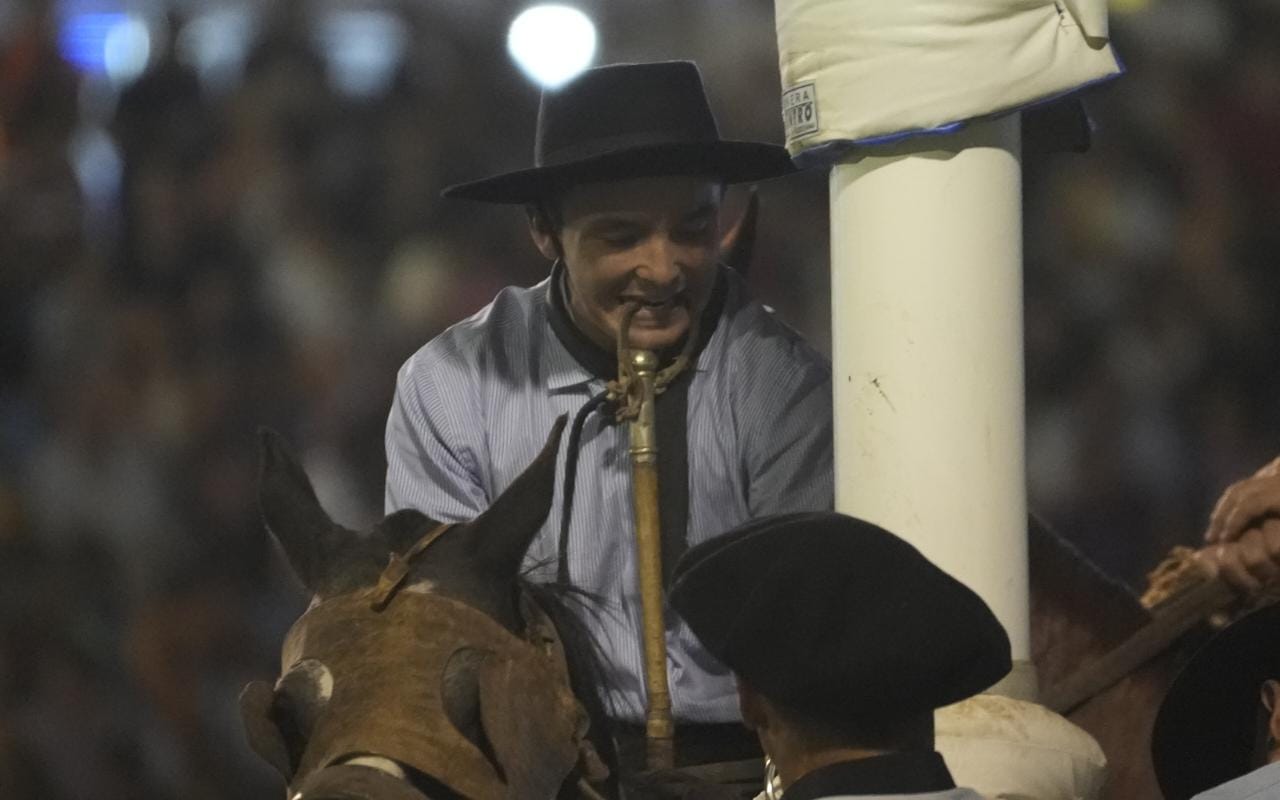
524, 196, 566, 262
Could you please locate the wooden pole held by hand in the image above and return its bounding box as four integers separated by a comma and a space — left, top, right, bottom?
627, 348, 675, 770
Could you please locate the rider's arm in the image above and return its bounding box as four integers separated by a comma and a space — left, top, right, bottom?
740, 326, 835, 517
384, 355, 489, 520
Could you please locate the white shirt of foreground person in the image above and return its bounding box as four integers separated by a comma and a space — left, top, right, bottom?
1192, 762, 1280, 800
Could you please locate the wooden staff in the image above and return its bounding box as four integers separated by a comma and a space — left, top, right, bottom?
1042, 574, 1235, 715
609, 301, 701, 770
627, 347, 675, 769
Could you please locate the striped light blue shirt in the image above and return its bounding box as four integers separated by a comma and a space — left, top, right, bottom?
385, 264, 833, 723
1192, 763, 1280, 800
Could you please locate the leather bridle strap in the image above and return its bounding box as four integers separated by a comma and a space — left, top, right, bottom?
370, 522, 457, 611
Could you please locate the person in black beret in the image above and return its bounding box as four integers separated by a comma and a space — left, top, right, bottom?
669, 511, 1010, 800
385, 60, 832, 772
1150, 602, 1280, 800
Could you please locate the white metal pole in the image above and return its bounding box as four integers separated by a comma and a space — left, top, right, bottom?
830, 114, 1031, 680
827, 113, 1108, 798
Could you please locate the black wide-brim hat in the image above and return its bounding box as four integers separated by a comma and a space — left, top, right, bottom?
670, 512, 1012, 721
442, 61, 796, 204
1152, 603, 1280, 800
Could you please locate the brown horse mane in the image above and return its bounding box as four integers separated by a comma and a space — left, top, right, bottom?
521, 579, 622, 798
1027, 515, 1202, 800
1028, 514, 1153, 687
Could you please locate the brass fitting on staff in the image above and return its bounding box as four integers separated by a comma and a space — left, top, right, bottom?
628, 350, 659, 464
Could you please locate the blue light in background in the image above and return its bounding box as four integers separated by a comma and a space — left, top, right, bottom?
58, 8, 152, 86
59, 11, 127, 73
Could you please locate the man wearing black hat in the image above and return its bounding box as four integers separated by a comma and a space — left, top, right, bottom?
669, 511, 1008, 799
384, 61, 831, 765
1151, 602, 1280, 800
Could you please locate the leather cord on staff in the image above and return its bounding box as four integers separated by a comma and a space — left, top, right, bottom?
606, 301, 702, 421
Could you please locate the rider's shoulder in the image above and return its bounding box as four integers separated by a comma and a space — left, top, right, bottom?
718, 269, 830, 379
398, 280, 549, 383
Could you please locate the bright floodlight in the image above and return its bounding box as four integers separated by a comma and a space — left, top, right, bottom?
507, 4, 597, 89
103, 15, 151, 87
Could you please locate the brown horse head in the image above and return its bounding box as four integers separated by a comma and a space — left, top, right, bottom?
241, 417, 608, 800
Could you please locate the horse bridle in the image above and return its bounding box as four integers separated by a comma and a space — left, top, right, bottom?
371, 521, 458, 611
277, 521, 608, 800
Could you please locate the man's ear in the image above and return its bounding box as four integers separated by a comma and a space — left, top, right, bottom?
719, 186, 758, 275
526, 205, 561, 260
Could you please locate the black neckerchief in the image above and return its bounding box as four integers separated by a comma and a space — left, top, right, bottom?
783, 752, 957, 800
544, 260, 728, 586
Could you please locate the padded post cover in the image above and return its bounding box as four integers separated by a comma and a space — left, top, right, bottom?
774, 0, 1123, 166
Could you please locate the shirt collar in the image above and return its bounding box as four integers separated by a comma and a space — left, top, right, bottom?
543, 333, 600, 392
782, 751, 956, 800
542, 262, 611, 392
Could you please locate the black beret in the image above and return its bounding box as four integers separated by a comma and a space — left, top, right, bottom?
1152, 602, 1280, 800
669, 512, 1011, 720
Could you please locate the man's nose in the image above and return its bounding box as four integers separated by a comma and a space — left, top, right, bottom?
634, 235, 684, 288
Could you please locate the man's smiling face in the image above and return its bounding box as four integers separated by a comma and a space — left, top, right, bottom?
539, 175, 723, 353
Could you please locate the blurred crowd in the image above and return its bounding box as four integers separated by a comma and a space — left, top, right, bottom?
0, 0, 1277, 796
1023, 0, 1280, 581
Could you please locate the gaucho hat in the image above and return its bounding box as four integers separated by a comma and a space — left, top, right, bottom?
442, 60, 795, 204
1152, 603, 1280, 800
670, 511, 1011, 721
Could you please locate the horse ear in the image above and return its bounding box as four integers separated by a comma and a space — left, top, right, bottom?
258, 428, 343, 593
470, 416, 567, 577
